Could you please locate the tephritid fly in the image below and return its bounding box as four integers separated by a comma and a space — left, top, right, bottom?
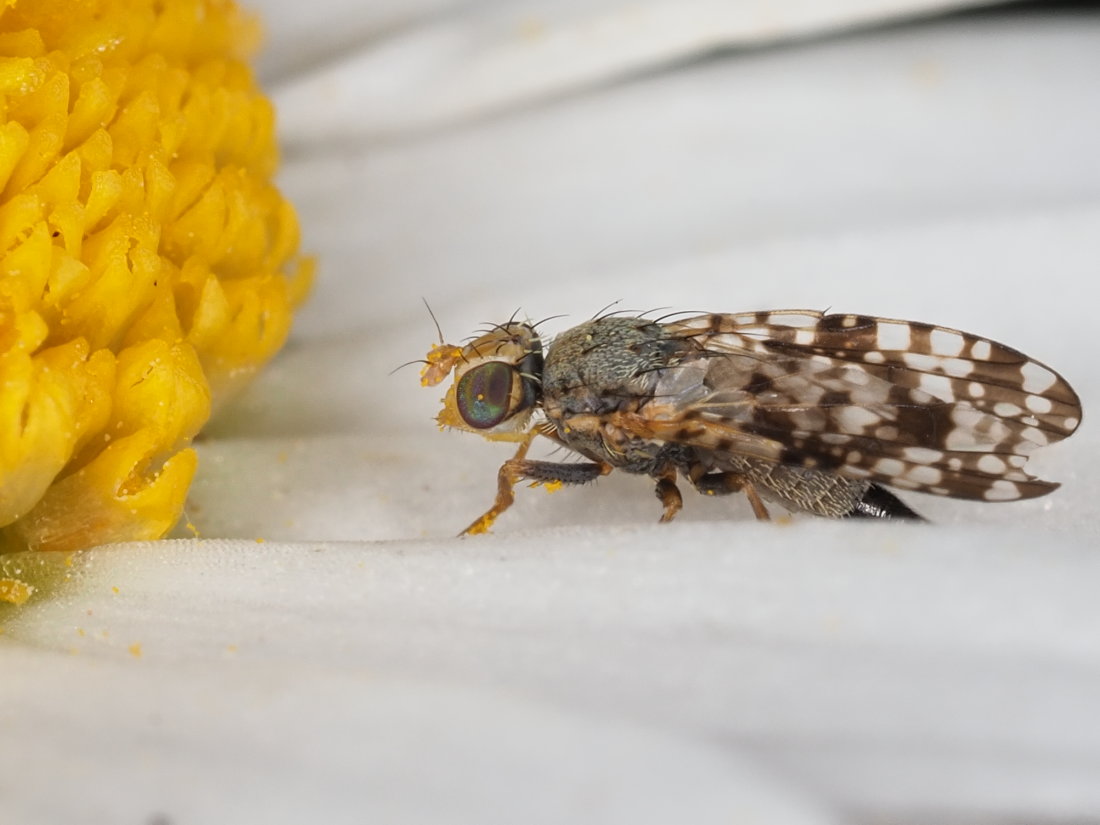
421, 308, 1080, 535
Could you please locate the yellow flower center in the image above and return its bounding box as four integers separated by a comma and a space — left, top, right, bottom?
0, 0, 313, 554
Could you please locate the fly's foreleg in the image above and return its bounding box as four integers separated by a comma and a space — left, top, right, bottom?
462, 434, 611, 535
688, 466, 772, 521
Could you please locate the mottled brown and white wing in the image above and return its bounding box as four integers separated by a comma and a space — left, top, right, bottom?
650, 312, 1081, 501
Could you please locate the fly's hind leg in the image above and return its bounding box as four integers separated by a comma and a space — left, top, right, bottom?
688, 466, 772, 521
653, 467, 683, 523
462, 432, 611, 536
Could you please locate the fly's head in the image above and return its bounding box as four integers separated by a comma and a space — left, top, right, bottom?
421, 322, 544, 442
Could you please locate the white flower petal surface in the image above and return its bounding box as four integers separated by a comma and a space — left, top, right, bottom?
267, 0, 999, 138
4, 2, 1100, 823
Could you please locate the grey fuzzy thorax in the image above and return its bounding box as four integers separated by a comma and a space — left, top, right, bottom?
541, 318, 696, 418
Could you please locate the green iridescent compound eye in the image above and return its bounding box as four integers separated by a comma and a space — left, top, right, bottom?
457, 362, 515, 429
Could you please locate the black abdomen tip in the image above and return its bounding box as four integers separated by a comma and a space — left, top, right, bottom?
845, 484, 925, 521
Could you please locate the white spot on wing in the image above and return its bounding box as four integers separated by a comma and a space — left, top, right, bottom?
970, 339, 993, 360
1020, 361, 1057, 394
945, 418, 983, 450
902, 352, 939, 372
1025, 394, 1053, 414
907, 465, 943, 485
1021, 426, 1050, 447
930, 328, 965, 356
842, 366, 874, 386
942, 358, 974, 378
876, 322, 911, 351
978, 455, 1006, 475
919, 372, 954, 399
984, 480, 1021, 501
836, 406, 881, 432
903, 446, 943, 464
874, 458, 906, 476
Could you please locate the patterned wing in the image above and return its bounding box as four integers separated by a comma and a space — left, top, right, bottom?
645, 311, 1081, 501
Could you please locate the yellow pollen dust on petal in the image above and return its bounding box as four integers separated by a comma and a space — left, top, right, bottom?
0, 577, 33, 605
0, 0, 313, 557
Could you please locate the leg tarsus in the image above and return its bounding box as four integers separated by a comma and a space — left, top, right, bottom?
462, 437, 611, 535
460, 456, 523, 536
461, 437, 534, 536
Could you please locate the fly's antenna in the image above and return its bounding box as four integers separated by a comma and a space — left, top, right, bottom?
390, 358, 430, 376
424, 297, 446, 344
417, 299, 465, 386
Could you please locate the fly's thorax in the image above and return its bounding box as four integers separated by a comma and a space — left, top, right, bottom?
433, 322, 545, 440
542, 317, 699, 416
